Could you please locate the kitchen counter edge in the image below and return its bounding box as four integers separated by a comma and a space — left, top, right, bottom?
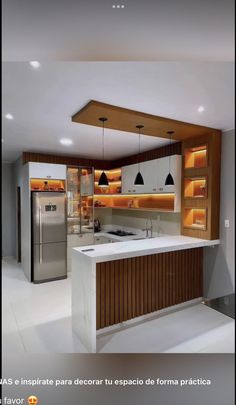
72, 235, 220, 263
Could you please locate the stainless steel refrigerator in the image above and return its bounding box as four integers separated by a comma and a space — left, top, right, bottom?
32, 191, 67, 283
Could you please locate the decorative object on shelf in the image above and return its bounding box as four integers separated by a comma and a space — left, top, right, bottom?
43, 181, 49, 190
98, 117, 109, 187
134, 125, 144, 186
165, 130, 175, 186
94, 218, 101, 232
128, 199, 134, 208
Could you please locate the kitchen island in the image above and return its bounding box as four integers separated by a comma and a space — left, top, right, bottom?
71, 235, 219, 352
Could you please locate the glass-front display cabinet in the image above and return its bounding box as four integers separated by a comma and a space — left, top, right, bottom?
67, 166, 94, 235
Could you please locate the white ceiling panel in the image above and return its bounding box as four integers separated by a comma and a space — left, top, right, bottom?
2, 62, 234, 162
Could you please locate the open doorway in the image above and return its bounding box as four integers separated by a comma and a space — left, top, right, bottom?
17, 186, 21, 263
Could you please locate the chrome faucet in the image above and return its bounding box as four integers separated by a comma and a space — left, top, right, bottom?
143, 218, 153, 238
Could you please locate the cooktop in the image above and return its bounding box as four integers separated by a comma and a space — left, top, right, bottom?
107, 230, 136, 237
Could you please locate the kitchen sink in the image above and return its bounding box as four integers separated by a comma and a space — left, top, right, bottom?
134, 236, 156, 240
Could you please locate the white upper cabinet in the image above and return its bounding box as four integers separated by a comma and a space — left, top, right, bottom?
121, 155, 182, 210
28, 162, 67, 180
157, 156, 175, 193
140, 160, 159, 193
121, 163, 146, 194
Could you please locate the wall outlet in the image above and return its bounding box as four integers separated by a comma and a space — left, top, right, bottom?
224, 219, 230, 228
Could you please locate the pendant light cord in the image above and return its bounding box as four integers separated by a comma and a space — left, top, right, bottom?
138, 128, 141, 171
99, 117, 107, 164
102, 120, 105, 162
169, 131, 171, 173
136, 125, 143, 172
167, 130, 174, 173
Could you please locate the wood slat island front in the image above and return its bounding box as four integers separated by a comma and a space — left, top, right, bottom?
96, 248, 203, 330
71, 235, 219, 353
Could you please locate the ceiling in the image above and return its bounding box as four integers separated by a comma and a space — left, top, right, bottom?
2, 0, 234, 61
2, 62, 235, 163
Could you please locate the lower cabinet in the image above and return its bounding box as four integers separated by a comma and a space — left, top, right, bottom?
67, 233, 94, 272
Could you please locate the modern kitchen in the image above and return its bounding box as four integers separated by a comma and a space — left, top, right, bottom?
2, 62, 235, 354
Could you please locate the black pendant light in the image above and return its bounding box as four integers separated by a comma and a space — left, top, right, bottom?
98, 117, 109, 187
165, 130, 175, 186
134, 125, 144, 186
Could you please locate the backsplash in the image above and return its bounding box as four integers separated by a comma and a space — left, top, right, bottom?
94, 208, 181, 235
94, 208, 113, 226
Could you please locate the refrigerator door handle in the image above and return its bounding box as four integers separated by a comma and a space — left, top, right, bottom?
39, 244, 43, 264
39, 206, 43, 264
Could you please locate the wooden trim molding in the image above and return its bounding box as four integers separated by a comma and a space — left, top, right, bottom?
22, 142, 182, 169
111, 141, 182, 168
96, 248, 203, 329
22, 152, 112, 170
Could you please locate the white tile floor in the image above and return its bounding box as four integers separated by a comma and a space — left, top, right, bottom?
2, 258, 235, 354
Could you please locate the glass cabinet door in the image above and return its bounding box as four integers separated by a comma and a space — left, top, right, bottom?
67, 166, 94, 235
67, 167, 81, 235
80, 168, 94, 234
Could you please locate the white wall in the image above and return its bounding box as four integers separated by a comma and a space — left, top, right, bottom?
1, 157, 26, 264
204, 129, 235, 298
12, 157, 24, 259
2, 163, 16, 257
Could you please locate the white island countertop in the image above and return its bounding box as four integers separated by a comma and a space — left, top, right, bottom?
73, 235, 220, 263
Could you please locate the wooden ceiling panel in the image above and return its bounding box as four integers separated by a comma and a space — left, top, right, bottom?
72, 100, 220, 141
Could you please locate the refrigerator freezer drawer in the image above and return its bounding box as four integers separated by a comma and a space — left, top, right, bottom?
33, 242, 67, 283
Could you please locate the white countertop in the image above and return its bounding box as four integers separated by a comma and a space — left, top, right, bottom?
73, 235, 220, 263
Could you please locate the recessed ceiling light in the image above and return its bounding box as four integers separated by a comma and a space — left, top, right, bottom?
60, 138, 73, 146
198, 106, 205, 113
29, 61, 41, 69
5, 113, 14, 120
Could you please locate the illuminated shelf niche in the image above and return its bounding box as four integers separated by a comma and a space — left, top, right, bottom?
94, 194, 175, 211
184, 208, 207, 230
184, 177, 207, 198
184, 145, 207, 169
30, 178, 65, 191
